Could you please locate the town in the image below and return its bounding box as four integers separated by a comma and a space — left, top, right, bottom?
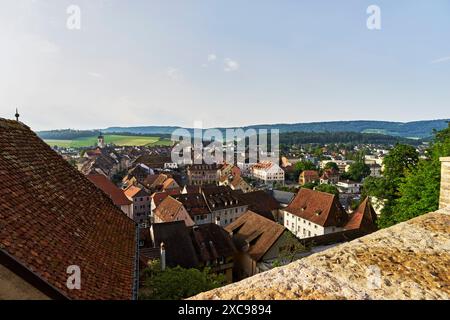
1, 1, 449, 303
22, 125, 432, 291
1, 115, 449, 300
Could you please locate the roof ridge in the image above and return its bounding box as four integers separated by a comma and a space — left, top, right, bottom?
0, 118, 31, 131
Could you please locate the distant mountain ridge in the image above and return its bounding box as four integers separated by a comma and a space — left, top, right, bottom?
102, 119, 450, 139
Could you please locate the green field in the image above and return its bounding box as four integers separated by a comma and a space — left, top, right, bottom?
45, 135, 173, 148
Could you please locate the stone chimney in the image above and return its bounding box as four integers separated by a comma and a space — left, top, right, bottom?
439, 157, 450, 209
160, 242, 166, 271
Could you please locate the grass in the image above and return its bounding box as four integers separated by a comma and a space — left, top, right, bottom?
44, 139, 74, 148
44, 135, 172, 148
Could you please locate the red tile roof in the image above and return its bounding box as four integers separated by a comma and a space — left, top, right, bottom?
124, 185, 148, 199
154, 196, 184, 222
0, 119, 137, 300
87, 174, 132, 206
284, 188, 348, 227
225, 211, 286, 262
152, 189, 182, 207
301, 170, 319, 178
345, 197, 378, 233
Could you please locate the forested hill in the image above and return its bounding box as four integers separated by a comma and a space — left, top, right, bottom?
38, 119, 449, 140
101, 119, 449, 139
37, 129, 419, 146
279, 131, 420, 145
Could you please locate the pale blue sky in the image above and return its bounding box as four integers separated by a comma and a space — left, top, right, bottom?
0, 0, 449, 130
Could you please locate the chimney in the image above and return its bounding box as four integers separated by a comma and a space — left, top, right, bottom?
439, 157, 450, 209
215, 216, 221, 226
160, 242, 166, 271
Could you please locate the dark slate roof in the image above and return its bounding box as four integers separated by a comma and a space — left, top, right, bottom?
202, 186, 244, 210
172, 193, 210, 216
188, 224, 237, 263
0, 119, 137, 300
151, 221, 199, 268
270, 190, 296, 205
237, 190, 279, 221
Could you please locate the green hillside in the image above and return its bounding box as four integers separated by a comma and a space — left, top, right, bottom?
45, 135, 173, 148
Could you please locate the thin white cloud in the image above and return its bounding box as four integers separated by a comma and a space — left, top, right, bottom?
430, 56, 450, 64
207, 53, 217, 62
88, 72, 103, 78
224, 58, 239, 72
167, 67, 183, 80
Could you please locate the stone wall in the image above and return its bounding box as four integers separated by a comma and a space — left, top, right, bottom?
440, 157, 450, 209
191, 209, 450, 300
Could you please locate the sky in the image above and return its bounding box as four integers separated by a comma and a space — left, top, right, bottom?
0, 0, 449, 131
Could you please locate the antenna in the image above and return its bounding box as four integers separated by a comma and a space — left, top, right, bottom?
15, 108, 20, 121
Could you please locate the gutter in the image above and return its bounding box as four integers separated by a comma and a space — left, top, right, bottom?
0, 248, 69, 300
132, 223, 140, 300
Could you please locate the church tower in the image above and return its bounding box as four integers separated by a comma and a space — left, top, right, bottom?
97, 133, 105, 148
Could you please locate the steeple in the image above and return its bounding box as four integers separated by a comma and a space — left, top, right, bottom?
97, 132, 105, 148
15, 108, 20, 121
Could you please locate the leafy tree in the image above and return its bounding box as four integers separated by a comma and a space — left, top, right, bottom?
68, 159, 77, 168
377, 125, 450, 228
111, 169, 127, 185
383, 144, 419, 180
139, 260, 226, 300
362, 176, 396, 201
275, 185, 299, 193
302, 182, 318, 190
315, 184, 339, 197
294, 161, 317, 177
378, 160, 440, 227
342, 161, 371, 182
324, 162, 339, 171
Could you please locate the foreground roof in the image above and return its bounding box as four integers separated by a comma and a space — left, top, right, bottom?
192, 209, 450, 300
0, 119, 138, 300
